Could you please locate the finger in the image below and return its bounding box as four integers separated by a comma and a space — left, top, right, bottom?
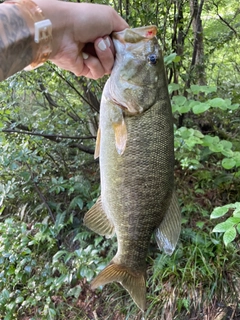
94, 36, 115, 75
80, 38, 115, 79
79, 53, 106, 79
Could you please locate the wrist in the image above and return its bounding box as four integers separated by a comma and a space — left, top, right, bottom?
5, 0, 53, 69
32, 0, 68, 60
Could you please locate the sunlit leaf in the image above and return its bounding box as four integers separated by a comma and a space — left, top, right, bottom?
223, 227, 237, 246
210, 206, 229, 219
222, 158, 236, 169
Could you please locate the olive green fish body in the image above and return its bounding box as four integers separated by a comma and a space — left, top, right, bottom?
84, 26, 181, 312
100, 82, 174, 271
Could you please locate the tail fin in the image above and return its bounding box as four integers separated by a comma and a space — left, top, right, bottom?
91, 263, 146, 312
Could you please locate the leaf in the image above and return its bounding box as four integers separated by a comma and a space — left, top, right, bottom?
15, 296, 24, 304
52, 250, 67, 263
67, 285, 82, 299
70, 197, 84, 210
222, 158, 236, 169
168, 83, 180, 94
237, 224, 240, 234
209, 98, 226, 109
223, 227, 237, 246
210, 206, 229, 219
228, 103, 239, 110
220, 140, 232, 150
189, 85, 203, 94
233, 209, 240, 218
164, 53, 177, 65
227, 216, 240, 224
178, 104, 192, 114
209, 143, 223, 153
172, 95, 187, 106
192, 103, 210, 114
196, 221, 205, 229
212, 220, 235, 233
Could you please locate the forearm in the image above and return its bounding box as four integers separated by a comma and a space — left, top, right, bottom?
0, 4, 34, 81
0, 0, 128, 81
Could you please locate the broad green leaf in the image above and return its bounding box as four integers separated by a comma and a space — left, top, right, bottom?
52, 250, 67, 263
223, 227, 237, 246
212, 220, 235, 233
15, 296, 24, 304
196, 221, 205, 229
168, 83, 180, 94
178, 104, 192, 114
172, 95, 187, 106
164, 53, 177, 65
210, 206, 229, 219
227, 217, 240, 224
233, 209, 240, 218
237, 224, 240, 234
189, 85, 203, 94
192, 103, 210, 114
220, 140, 232, 150
209, 143, 223, 153
222, 158, 236, 169
67, 285, 82, 299
194, 130, 204, 138
209, 98, 226, 109
202, 135, 219, 147
227, 103, 239, 110
189, 85, 217, 94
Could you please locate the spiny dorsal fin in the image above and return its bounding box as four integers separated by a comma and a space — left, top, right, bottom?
83, 196, 115, 238
94, 128, 101, 159
155, 190, 181, 255
112, 118, 127, 155
91, 263, 146, 312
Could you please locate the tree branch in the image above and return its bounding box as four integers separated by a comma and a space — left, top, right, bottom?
26, 163, 55, 224
2, 128, 96, 140
69, 142, 94, 155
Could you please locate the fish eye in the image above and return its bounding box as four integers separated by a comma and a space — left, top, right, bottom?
148, 54, 157, 65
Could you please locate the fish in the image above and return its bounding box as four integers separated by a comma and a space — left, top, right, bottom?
83, 26, 181, 312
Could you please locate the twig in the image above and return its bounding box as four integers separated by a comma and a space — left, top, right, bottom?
26, 163, 55, 224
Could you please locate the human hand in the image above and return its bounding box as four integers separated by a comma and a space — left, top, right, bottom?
34, 1, 129, 79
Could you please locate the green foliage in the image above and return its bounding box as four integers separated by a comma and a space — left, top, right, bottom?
211, 203, 240, 246
0, 217, 111, 319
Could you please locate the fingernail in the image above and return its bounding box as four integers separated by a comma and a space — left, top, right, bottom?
105, 37, 111, 48
82, 52, 89, 60
98, 39, 107, 51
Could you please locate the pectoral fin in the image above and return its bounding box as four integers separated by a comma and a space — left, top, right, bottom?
112, 119, 127, 155
155, 190, 181, 255
94, 128, 101, 159
91, 262, 146, 312
83, 196, 115, 238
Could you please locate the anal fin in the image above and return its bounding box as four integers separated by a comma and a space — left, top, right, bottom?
83, 196, 115, 238
155, 190, 181, 255
91, 262, 146, 312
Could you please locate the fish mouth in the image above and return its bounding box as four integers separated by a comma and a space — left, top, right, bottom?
113, 26, 157, 44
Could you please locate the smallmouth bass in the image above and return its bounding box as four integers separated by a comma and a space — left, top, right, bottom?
84, 26, 181, 312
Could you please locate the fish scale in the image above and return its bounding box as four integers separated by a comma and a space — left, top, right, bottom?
84, 26, 181, 312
